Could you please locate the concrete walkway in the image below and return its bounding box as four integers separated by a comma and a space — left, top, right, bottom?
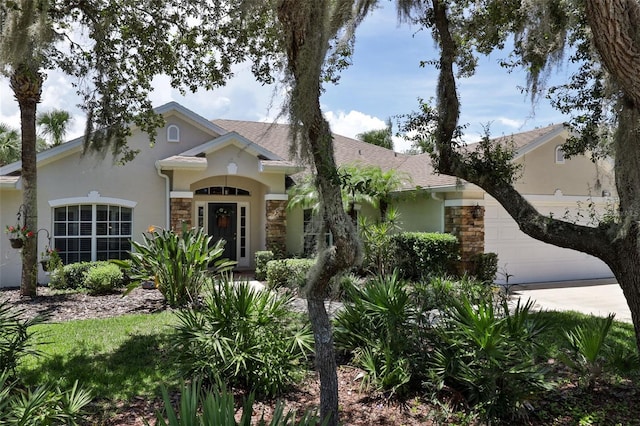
509, 278, 632, 323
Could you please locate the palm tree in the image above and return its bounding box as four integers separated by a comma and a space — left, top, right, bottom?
0, 123, 21, 166
356, 118, 394, 150
37, 109, 71, 146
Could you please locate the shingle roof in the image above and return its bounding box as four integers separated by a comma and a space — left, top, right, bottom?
212, 119, 457, 189
210, 120, 565, 192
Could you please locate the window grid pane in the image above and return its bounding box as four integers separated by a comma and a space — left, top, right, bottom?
52, 204, 132, 264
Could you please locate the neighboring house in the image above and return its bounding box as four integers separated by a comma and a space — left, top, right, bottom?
0, 102, 614, 287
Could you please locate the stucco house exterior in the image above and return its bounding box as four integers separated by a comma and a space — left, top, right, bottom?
0, 102, 614, 287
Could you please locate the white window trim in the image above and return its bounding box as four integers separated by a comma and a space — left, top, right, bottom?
237, 202, 250, 268
49, 192, 137, 208
52, 204, 133, 262
167, 124, 180, 143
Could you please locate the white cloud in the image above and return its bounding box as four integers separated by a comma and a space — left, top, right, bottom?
323, 110, 385, 138
496, 117, 524, 129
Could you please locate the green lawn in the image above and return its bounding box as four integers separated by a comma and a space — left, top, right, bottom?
18, 311, 180, 401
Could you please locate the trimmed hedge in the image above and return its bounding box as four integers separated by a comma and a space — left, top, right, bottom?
390, 232, 459, 280
254, 250, 274, 281
49, 261, 128, 290
265, 258, 315, 289
472, 252, 499, 283
84, 263, 123, 294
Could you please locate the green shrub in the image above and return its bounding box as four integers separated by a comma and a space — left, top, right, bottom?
123, 225, 234, 308
390, 232, 459, 280
173, 279, 313, 397
333, 271, 418, 396
431, 296, 550, 422
330, 272, 364, 301
358, 207, 401, 276
50, 261, 128, 291
0, 302, 46, 376
153, 380, 320, 426
49, 262, 93, 289
265, 258, 315, 289
254, 250, 274, 281
472, 252, 499, 283
413, 275, 495, 313
83, 263, 123, 295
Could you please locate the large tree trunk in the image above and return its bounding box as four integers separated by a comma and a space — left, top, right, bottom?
10, 64, 43, 298
275, 1, 363, 424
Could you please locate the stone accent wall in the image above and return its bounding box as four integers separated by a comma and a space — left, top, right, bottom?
444, 205, 485, 275
266, 199, 287, 256
170, 198, 192, 232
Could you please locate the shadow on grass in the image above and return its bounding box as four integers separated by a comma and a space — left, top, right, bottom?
19, 329, 180, 401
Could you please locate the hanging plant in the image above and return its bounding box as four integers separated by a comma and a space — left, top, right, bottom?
5, 224, 34, 248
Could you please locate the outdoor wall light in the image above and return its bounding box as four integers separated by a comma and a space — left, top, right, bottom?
472, 204, 482, 219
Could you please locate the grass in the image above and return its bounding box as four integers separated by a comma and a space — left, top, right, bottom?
18, 311, 180, 401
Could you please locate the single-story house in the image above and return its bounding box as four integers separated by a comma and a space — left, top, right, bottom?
0, 102, 614, 286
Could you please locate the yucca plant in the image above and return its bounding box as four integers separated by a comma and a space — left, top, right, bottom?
0, 301, 46, 377
120, 224, 235, 307
173, 279, 313, 396
152, 380, 324, 426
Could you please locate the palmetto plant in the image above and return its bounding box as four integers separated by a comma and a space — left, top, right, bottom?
173, 279, 313, 397
431, 297, 550, 422
122, 225, 235, 308
333, 271, 417, 395
561, 313, 619, 387
0, 372, 92, 426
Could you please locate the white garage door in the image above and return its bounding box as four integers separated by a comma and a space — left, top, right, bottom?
484, 197, 613, 284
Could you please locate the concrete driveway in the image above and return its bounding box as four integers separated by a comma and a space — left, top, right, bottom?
509, 278, 632, 323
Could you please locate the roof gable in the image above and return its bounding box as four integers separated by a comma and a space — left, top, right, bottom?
0, 102, 227, 176
179, 131, 283, 160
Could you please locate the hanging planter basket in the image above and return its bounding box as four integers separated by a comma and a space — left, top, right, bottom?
217, 215, 230, 228
10, 238, 23, 249
40, 259, 50, 272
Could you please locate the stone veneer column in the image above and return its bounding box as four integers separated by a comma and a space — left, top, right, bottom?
265, 199, 287, 256
444, 205, 485, 275
170, 198, 193, 232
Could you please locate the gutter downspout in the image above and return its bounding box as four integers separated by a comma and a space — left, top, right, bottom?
155, 161, 170, 229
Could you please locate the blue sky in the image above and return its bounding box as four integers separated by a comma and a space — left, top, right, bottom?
0, 3, 571, 153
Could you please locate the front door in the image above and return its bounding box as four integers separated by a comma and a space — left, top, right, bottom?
208, 203, 237, 261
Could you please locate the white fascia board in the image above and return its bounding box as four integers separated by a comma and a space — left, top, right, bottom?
157, 156, 208, 170
514, 125, 569, 159
154, 102, 229, 136
180, 132, 283, 161
264, 194, 289, 201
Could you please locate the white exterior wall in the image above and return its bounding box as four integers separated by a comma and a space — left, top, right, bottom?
0, 190, 24, 287
396, 194, 444, 232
